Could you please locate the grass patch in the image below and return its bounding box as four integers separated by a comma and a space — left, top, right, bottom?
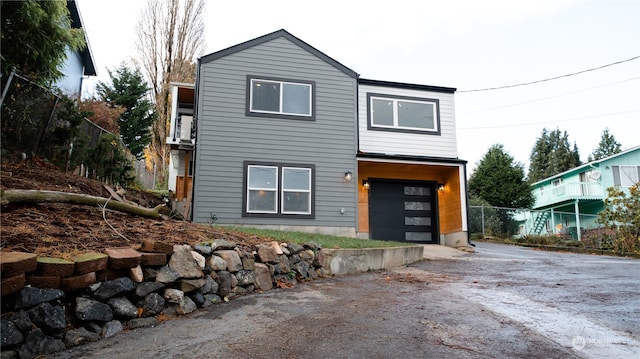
220, 226, 414, 249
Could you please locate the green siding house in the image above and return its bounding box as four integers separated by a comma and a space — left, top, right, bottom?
527, 145, 640, 239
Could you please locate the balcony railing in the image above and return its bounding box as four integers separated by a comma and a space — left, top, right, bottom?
534, 182, 604, 208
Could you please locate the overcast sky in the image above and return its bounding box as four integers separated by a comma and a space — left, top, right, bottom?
77, 0, 640, 174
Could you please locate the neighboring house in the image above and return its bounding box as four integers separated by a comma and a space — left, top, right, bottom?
55, 0, 96, 97
167, 29, 470, 247
528, 145, 640, 239
167, 83, 195, 215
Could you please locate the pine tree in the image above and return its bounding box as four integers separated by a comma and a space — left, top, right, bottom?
96, 64, 156, 159
528, 128, 581, 183
589, 128, 622, 162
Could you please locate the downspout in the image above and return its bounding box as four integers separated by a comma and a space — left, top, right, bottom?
188, 61, 202, 222
464, 163, 475, 247
574, 200, 582, 241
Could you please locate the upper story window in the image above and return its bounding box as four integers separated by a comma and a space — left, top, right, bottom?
243, 162, 315, 218
551, 179, 564, 195
247, 76, 315, 120
613, 165, 640, 187
367, 93, 440, 134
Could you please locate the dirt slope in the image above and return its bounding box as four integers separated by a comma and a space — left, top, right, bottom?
0, 159, 272, 259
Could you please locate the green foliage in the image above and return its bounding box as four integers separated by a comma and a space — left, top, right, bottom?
1, 0, 85, 86
528, 128, 581, 183
96, 64, 157, 159
588, 128, 622, 162
86, 133, 135, 187
469, 144, 534, 209
596, 183, 640, 253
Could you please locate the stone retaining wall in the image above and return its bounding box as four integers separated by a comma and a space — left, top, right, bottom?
0, 239, 327, 358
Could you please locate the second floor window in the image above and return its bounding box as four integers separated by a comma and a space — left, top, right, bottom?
368, 93, 440, 134
247, 77, 314, 119
613, 165, 640, 187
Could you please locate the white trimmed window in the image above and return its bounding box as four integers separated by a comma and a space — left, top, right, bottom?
244, 163, 314, 217
369, 94, 439, 133
613, 165, 640, 187
248, 77, 313, 117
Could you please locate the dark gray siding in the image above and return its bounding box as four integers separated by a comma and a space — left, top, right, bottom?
193, 37, 357, 229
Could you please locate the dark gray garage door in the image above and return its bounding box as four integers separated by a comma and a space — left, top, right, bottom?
369, 180, 438, 243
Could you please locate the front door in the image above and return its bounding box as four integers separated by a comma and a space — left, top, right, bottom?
368, 180, 438, 243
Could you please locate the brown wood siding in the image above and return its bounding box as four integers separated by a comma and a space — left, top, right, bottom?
358, 161, 463, 235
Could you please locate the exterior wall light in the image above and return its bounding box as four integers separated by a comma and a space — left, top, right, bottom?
362, 180, 370, 190
438, 183, 445, 191
344, 171, 353, 182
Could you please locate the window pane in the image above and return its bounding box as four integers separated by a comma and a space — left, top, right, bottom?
248, 166, 277, 189
405, 201, 429, 211
252, 81, 280, 112
282, 191, 310, 213
405, 217, 431, 226
398, 101, 434, 129
283, 168, 310, 190
404, 186, 430, 196
249, 190, 276, 212
282, 83, 311, 115
620, 166, 639, 186
371, 98, 394, 126
405, 232, 432, 242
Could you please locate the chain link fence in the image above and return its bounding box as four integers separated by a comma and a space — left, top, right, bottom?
469, 205, 605, 240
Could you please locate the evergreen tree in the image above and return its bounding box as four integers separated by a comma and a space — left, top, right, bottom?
96, 64, 156, 159
469, 144, 534, 209
528, 128, 581, 183
588, 128, 622, 162
1, 0, 85, 85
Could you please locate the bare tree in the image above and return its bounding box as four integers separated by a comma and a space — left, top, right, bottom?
135, 0, 205, 188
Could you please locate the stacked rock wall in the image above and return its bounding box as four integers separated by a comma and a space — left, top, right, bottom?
0, 239, 326, 358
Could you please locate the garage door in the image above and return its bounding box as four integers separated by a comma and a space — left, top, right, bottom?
369, 180, 438, 243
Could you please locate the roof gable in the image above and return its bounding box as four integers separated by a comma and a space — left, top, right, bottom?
199, 29, 358, 79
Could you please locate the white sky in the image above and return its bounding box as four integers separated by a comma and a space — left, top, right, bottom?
77, 0, 640, 175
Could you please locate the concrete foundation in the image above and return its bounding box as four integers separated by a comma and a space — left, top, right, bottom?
321, 246, 425, 276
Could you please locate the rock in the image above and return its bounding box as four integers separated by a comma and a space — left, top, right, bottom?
235, 270, 255, 286
292, 261, 310, 279
253, 263, 273, 291
241, 252, 255, 271
280, 244, 291, 255
267, 241, 284, 255
289, 253, 301, 264
8, 310, 32, 334
233, 286, 248, 296
22, 329, 65, 356
169, 245, 203, 279
216, 271, 232, 297
143, 267, 158, 281
135, 281, 165, 298
27, 302, 66, 333
201, 276, 219, 294
75, 297, 113, 322
93, 277, 135, 301
140, 252, 167, 266
189, 291, 205, 307
300, 250, 315, 264
286, 242, 304, 254
1, 319, 24, 348
156, 265, 180, 283
140, 239, 174, 254
210, 239, 237, 250
108, 297, 139, 318
191, 251, 206, 269
313, 250, 325, 268
275, 255, 291, 274
207, 255, 227, 271
130, 265, 144, 283
202, 294, 222, 307
127, 317, 159, 330
105, 247, 141, 269
164, 288, 184, 303
85, 322, 102, 334
256, 244, 279, 263
11, 287, 64, 310
230, 273, 239, 288
138, 293, 165, 317
214, 250, 243, 272
175, 297, 197, 315
101, 320, 124, 338
179, 278, 206, 293
303, 241, 321, 251
60, 272, 96, 292
64, 327, 100, 347
194, 243, 212, 256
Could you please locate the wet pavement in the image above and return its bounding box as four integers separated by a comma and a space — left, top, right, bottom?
52, 242, 639, 359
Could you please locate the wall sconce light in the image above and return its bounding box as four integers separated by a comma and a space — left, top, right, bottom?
362, 180, 370, 190
438, 184, 445, 191
344, 171, 353, 182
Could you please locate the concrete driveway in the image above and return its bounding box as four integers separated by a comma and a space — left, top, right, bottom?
52, 242, 639, 359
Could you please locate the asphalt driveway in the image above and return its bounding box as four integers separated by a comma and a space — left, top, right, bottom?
52, 242, 639, 359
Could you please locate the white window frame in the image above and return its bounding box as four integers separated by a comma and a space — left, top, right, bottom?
246, 165, 278, 214
281, 167, 312, 215
369, 95, 439, 132
615, 165, 640, 187
551, 179, 564, 195
248, 78, 313, 117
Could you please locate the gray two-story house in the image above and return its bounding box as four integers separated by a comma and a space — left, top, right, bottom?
169, 29, 470, 247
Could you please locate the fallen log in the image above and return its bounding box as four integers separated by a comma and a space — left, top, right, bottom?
1, 189, 166, 220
